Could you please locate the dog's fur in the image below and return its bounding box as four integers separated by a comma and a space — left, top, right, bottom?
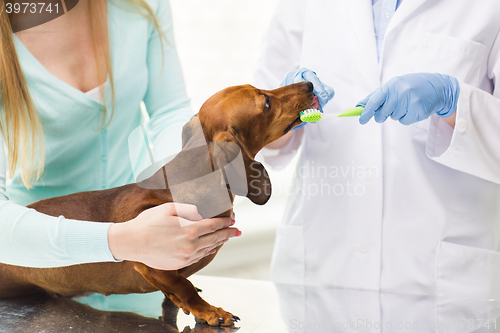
0, 82, 314, 326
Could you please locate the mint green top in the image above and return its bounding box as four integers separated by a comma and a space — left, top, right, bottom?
0, 0, 193, 267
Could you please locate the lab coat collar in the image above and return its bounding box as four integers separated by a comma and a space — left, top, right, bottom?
378, 0, 429, 71
344, 0, 380, 87
385, 0, 430, 37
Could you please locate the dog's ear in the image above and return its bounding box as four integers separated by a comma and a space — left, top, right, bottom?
211, 132, 271, 205
244, 156, 272, 205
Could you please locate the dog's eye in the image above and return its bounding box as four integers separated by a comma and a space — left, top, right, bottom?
264, 95, 271, 110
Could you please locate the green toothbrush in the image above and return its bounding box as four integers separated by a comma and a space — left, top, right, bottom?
299, 106, 364, 123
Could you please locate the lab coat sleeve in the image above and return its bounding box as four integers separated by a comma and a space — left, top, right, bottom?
254, 0, 306, 169
0, 136, 117, 268
426, 31, 500, 184
142, 0, 194, 163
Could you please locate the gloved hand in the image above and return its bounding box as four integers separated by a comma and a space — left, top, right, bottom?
357, 73, 459, 125
280, 68, 335, 129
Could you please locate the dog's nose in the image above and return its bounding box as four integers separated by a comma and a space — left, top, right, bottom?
306, 81, 314, 92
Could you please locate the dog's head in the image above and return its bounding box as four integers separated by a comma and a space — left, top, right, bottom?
181, 82, 317, 206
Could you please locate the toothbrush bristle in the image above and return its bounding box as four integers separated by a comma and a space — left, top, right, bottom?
299, 109, 322, 123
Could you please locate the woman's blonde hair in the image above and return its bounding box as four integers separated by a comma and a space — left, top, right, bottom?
0, 0, 165, 188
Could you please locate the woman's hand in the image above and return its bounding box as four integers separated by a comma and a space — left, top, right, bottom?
108, 203, 239, 270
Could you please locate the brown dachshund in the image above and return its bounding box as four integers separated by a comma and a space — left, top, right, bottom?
0, 82, 316, 326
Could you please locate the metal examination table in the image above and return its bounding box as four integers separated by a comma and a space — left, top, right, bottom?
2, 275, 500, 332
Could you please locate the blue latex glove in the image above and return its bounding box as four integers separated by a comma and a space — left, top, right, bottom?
357, 73, 460, 126
280, 68, 335, 129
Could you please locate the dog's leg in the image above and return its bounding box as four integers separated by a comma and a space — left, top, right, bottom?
160, 296, 180, 329
134, 263, 239, 326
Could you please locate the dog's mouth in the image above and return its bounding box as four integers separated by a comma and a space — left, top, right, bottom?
310, 96, 320, 110
284, 96, 320, 134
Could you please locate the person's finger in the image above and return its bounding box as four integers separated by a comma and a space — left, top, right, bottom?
323, 85, 335, 104
395, 95, 414, 125
398, 108, 418, 125
373, 86, 396, 123
197, 227, 240, 249
193, 238, 228, 260
359, 88, 387, 124
184, 253, 208, 267
184, 241, 226, 267
302, 71, 335, 105
280, 69, 303, 87
194, 217, 233, 237
356, 95, 370, 108
160, 203, 202, 221
283, 71, 296, 86
389, 94, 407, 121
291, 67, 309, 83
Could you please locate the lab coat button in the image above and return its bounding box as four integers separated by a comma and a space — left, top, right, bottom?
385, 12, 391, 19
357, 241, 370, 253
456, 118, 467, 133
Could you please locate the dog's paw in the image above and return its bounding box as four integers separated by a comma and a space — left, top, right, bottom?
194, 306, 240, 326
182, 323, 239, 332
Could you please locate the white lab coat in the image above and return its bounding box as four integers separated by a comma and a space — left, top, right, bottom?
255, 0, 500, 296
275, 282, 500, 333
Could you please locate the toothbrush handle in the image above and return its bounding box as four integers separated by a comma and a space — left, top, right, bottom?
320, 113, 338, 119
338, 106, 364, 117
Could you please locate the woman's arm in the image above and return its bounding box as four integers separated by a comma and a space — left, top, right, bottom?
0, 136, 239, 269
141, 0, 193, 162
0, 135, 116, 267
